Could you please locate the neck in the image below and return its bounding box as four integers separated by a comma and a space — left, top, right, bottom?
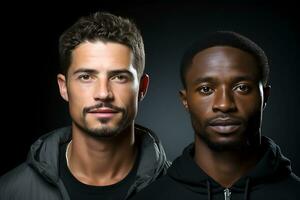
67, 124, 137, 186
194, 136, 260, 188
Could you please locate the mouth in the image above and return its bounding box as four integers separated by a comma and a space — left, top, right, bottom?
208, 118, 242, 134
208, 125, 241, 134
88, 108, 119, 118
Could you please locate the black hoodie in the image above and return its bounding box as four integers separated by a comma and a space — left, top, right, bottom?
0, 125, 170, 200
131, 136, 300, 200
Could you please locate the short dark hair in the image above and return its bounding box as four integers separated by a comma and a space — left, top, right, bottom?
180, 31, 269, 88
59, 12, 145, 78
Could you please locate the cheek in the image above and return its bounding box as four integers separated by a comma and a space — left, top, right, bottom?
188, 94, 212, 111
67, 85, 91, 114
68, 81, 92, 97
116, 86, 139, 108
187, 95, 212, 120
236, 93, 263, 116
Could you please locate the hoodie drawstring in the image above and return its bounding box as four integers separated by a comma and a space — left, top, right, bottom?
206, 178, 250, 200
244, 178, 250, 200
206, 180, 211, 200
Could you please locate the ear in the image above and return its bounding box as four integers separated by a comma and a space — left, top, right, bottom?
263, 85, 271, 109
57, 74, 69, 102
179, 89, 188, 110
138, 74, 149, 101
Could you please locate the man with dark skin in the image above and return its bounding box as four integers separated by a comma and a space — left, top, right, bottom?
184, 45, 266, 188
131, 31, 300, 200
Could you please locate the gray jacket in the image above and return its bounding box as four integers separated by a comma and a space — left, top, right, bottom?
0, 125, 170, 200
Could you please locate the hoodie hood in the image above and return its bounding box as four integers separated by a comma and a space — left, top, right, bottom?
27, 127, 71, 185
26, 125, 169, 198
127, 124, 170, 195
167, 136, 292, 198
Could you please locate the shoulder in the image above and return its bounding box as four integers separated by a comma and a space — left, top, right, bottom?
253, 173, 300, 199
0, 163, 32, 185
0, 163, 35, 197
290, 172, 300, 182
274, 172, 300, 189
0, 163, 59, 199
281, 172, 300, 191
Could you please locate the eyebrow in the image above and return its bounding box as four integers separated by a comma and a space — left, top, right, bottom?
192, 77, 216, 85
192, 75, 256, 85
107, 70, 134, 78
73, 68, 98, 75
232, 75, 257, 83
72, 68, 134, 78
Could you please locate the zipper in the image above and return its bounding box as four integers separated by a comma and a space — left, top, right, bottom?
224, 188, 231, 200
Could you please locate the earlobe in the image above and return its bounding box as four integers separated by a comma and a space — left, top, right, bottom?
138, 74, 149, 101
179, 90, 188, 109
57, 74, 69, 102
139, 91, 144, 101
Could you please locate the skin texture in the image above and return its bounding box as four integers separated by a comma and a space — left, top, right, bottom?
180, 46, 270, 187
57, 41, 149, 186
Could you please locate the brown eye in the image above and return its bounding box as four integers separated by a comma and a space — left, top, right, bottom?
78, 74, 92, 81
111, 74, 129, 83
198, 86, 213, 95
235, 84, 250, 93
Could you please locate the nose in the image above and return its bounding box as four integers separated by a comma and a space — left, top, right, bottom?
93, 79, 113, 101
212, 87, 237, 113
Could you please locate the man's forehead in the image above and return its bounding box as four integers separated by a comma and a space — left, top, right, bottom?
188, 46, 259, 75
192, 46, 256, 63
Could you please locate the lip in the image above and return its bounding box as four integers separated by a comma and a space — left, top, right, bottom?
88, 108, 119, 118
208, 118, 242, 134
208, 125, 241, 134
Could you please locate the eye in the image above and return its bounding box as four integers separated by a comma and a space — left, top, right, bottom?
197, 86, 213, 95
111, 74, 129, 83
78, 74, 92, 81
234, 84, 250, 93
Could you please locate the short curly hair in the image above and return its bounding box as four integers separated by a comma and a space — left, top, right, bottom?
59, 12, 145, 78
180, 31, 269, 88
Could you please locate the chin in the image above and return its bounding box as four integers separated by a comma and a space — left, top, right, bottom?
200, 132, 249, 152
208, 140, 246, 152
75, 120, 120, 139
87, 126, 121, 138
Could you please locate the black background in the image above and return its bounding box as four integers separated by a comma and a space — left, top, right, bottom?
2, 1, 300, 176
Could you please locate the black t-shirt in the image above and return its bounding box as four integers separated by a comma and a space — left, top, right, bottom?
59, 142, 138, 200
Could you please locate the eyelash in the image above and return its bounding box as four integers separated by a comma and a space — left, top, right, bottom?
196, 84, 251, 95
112, 75, 126, 80
197, 86, 214, 95
78, 74, 92, 81
234, 84, 251, 93
111, 74, 130, 82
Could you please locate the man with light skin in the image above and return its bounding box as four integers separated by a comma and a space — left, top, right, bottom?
0, 12, 169, 200
131, 31, 300, 200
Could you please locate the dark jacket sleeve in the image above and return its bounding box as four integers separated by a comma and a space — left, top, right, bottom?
0, 163, 62, 200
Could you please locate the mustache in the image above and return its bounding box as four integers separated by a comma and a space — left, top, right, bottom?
83, 103, 125, 114
207, 114, 243, 126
